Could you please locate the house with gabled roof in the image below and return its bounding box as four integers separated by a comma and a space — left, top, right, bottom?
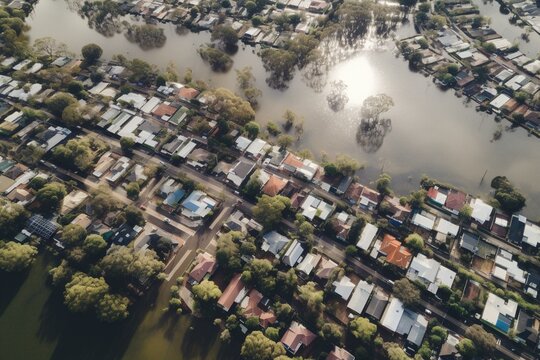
347, 280, 374, 315
226, 159, 256, 188
316, 257, 338, 279
327, 346, 355, 360
261, 231, 290, 257
282, 240, 304, 267
218, 274, 247, 312
332, 275, 355, 301
188, 252, 217, 286
356, 223, 378, 252
281, 321, 317, 355
482, 292, 518, 334
240, 289, 276, 328
378, 235, 412, 270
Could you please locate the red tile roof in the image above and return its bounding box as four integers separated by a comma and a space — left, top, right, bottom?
152, 103, 177, 117
178, 87, 199, 99
281, 321, 316, 355
218, 274, 245, 311
445, 189, 467, 211
242, 289, 276, 328
262, 175, 287, 197
345, 182, 363, 203
189, 252, 217, 283
379, 235, 412, 270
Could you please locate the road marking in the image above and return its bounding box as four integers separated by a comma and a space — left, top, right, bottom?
166, 249, 193, 281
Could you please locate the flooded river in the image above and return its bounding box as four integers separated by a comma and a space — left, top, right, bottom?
0, 1, 539, 359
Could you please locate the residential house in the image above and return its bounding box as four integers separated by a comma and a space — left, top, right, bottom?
508, 214, 527, 246
380, 297, 405, 332
492, 250, 527, 284
444, 189, 467, 215
358, 186, 380, 212
188, 252, 217, 285
365, 288, 389, 322
60, 190, 89, 215
525, 272, 539, 299
26, 215, 59, 240
513, 310, 540, 348
383, 196, 411, 226
434, 218, 460, 239
240, 289, 276, 328
70, 213, 92, 230
344, 182, 363, 206
406, 254, 456, 294
226, 159, 256, 188
347, 280, 374, 315
92, 152, 116, 178
356, 223, 378, 252
300, 194, 334, 222
280, 152, 320, 181
105, 156, 131, 184
6, 187, 32, 205
218, 274, 247, 312
261, 231, 290, 257
110, 224, 143, 246
405, 315, 428, 352
31, 126, 71, 152
411, 212, 436, 231
180, 191, 217, 227
235, 136, 252, 152
245, 138, 270, 160
491, 212, 509, 238
316, 257, 338, 279
438, 333, 461, 360
333, 276, 356, 301
281, 321, 316, 355
460, 231, 480, 255
378, 235, 413, 270
296, 253, 321, 276
427, 186, 448, 207
331, 212, 355, 242
261, 174, 287, 197
481, 293, 518, 334
470, 198, 494, 226
327, 346, 355, 360
282, 240, 305, 267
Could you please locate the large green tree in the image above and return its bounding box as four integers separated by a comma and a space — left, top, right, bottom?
393, 278, 420, 306
464, 324, 496, 356
81, 43, 103, 65
192, 279, 222, 315
0, 241, 37, 272
96, 293, 130, 322
64, 272, 109, 313
252, 195, 291, 229
0, 199, 28, 237
35, 182, 67, 213
349, 316, 377, 343
45, 92, 77, 116
240, 331, 286, 360
205, 88, 255, 125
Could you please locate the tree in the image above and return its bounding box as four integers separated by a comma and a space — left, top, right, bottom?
51, 137, 97, 172
198, 45, 233, 72
123, 205, 145, 226
383, 342, 412, 360
490, 176, 526, 213
349, 317, 377, 343
99, 245, 164, 282
276, 268, 298, 297
260, 48, 297, 89
241, 331, 286, 360
319, 323, 343, 344
276, 134, 294, 149
33, 37, 69, 61
211, 25, 238, 49
36, 182, 67, 213
216, 231, 242, 271
45, 92, 77, 116
393, 278, 420, 306
244, 121, 260, 139
464, 324, 496, 356
120, 136, 135, 155
82, 234, 107, 257
96, 294, 130, 322
459, 204, 472, 220
192, 280, 222, 315
49, 260, 74, 287
64, 272, 109, 313
90, 190, 118, 218
81, 43, 103, 65
242, 258, 275, 294
376, 173, 392, 196
0, 199, 28, 237
60, 224, 87, 247
0, 242, 37, 272
127, 58, 157, 86
252, 195, 291, 229
265, 327, 280, 341
126, 181, 140, 200
456, 338, 477, 359
206, 88, 255, 125
298, 282, 325, 325
404, 233, 424, 253
243, 171, 263, 200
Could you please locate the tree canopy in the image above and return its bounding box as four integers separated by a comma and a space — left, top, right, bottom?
404, 233, 424, 252
393, 278, 420, 306
64, 272, 109, 313
464, 324, 497, 356
35, 182, 67, 213
81, 43, 103, 65
490, 176, 526, 213
205, 88, 255, 125
349, 316, 377, 343
240, 331, 286, 360
0, 199, 28, 237
192, 279, 222, 315
252, 195, 291, 229
96, 293, 130, 323
0, 241, 37, 272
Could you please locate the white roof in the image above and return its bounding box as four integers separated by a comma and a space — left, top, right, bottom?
296, 253, 321, 275
117, 115, 144, 138
434, 265, 456, 292
481, 293, 518, 329
494, 255, 526, 283
523, 223, 540, 248
408, 254, 439, 284
435, 218, 459, 236
117, 92, 147, 109
89, 81, 109, 95
235, 136, 252, 151
332, 276, 355, 300
357, 223, 378, 251
470, 198, 493, 224
490, 94, 511, 110
245, 138, 268, 157
301, 194, 333, 221
141, 96, 161, 114
347, 280, 374, 314
380, 297, 404, 332
282, 240, 304, 267
412, 213, 435, 230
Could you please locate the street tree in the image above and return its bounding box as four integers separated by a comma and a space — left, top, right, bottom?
96, 293, 130, 323
456, 338, 477, 359
240, 331, 286, 360
393, 278, 420, 306
120, 136, 135, 155
126, 181, 140, 200
0, 241, 37, 272
252, 195, 291, 229
64, 272, 109, 313
464, 324, 496, 356
349, 316, 377, 343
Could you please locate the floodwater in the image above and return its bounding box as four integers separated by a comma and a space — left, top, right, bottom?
1, 1, 539, 358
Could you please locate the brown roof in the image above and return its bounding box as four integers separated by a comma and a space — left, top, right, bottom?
316, 257, 338, 279
152, 103, 177, 117
6, 187, 32, 202
189, 252, 217, 283
445, 189, 467, 211
384, 196, 411, 221
345, 182, 363, 203
242, 289, 276, 328
327, 346, 355, 360
4, 163, 27, 180
281, 321, 316, 354
379, 234, 412, 270
283, 153, 304, 169
218, 274, 245, 311
361, 186, 380, 203
178, 87, 199, 99
262, 175, 287, 197
70, 213, 92, 229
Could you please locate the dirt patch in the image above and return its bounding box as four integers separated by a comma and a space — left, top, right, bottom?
472, 256, 494, 275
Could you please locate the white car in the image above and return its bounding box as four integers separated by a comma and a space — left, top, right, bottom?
163, 218, 171, 224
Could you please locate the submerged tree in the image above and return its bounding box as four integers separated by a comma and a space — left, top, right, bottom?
356, 94, 394, 152
326, 80, 349, 112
